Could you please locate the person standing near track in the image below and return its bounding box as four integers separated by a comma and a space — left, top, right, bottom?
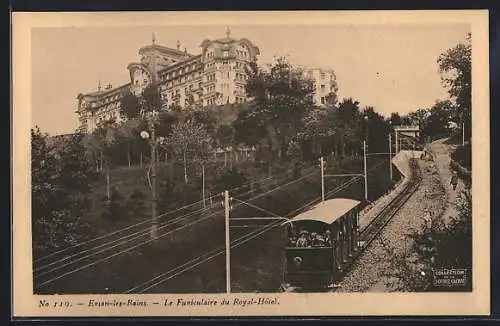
422, 209, 432, 229
450, 170, 459, 191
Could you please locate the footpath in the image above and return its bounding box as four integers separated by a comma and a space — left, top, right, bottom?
337, 138, 464, 292
428, 138, 464, 224
337, 150, 445, 292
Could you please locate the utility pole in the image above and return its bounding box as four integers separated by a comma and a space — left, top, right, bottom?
320, 157, 325, 202
395, 130, 399, 154
363, 141, 368, 202
150, 116, 158, 239
202, 164, 206, 209
224, 190, 231, 293
462, 122, 465, 146
388, 133, 393, 181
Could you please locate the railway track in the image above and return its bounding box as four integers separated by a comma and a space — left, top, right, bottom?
334, 157, 422, 284
357, 158, 422, 251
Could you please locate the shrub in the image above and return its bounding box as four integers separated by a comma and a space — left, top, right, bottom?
102, 187, 125, 221
126, 188, 147, 219
451, 143, 471, 170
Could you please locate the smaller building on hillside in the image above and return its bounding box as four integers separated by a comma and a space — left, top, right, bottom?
301, 66, 338, 106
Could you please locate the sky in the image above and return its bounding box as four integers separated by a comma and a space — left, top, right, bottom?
31, 24, 470, 135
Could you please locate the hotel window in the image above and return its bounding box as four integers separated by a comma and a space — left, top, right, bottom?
321, 97, 325, 104
321, 72, 326, 79
321, 85, 326, 91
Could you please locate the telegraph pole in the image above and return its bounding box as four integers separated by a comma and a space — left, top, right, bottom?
363, 141, 368, 202
224, 190, 231, 293
462, 122, 465, 146
388, 133, 393, 181
320, 157, 325, 202
202, 164, 206, 209
150, 116, 158, 239
395, 130, 399, 154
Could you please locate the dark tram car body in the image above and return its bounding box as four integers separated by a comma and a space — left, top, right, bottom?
283, 198, 361, 289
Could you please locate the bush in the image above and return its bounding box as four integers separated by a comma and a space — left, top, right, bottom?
126, 188, 147, 219
31, 128, 96, 259
157, 178, 177, 213
389, 187, 473, 292
212, 167, 249, 196
102, 187, 126, 221
451, 143, 471, 170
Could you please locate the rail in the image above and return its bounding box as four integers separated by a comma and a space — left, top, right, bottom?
328, 158, 422, 290
358, 158, 422, 248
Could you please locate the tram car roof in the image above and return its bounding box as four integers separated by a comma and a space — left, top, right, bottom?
284, 198, 361, 225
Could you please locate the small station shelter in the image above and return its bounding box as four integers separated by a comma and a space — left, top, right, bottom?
393, 125, 420, 153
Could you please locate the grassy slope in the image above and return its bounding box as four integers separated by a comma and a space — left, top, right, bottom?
38, 154, 396, 294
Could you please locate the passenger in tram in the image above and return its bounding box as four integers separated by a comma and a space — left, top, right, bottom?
450, 170, 459, 191
324, 230, 333, 246
311, 233, 326, 247
287, 228, 297, 247
296, 231, 309, 248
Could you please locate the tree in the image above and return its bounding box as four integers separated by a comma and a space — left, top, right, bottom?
157, 111, 179, 137
31, 127, 96, 258
232, 105, 267, 148
299, 106, 332, 158
244, 57, 316, 161
406, 108, 430, 129
335, 98, 363, 158
187, 109, 217, 136
362, 106, 390, 154
168, 120, 212, 184
389, 112, 401, 126
141, 84, 162, 115
215, 125, 235, 149
437, 33, 471, 138
422, 100, 455, 140
84, 120, 119, 202
116, 119, 141, 167
212, 167, 248, 197
120, 90, 141, 120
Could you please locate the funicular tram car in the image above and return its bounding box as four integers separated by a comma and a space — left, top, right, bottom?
283, 198, 361, 289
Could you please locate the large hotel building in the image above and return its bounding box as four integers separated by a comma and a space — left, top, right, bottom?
76, 30, 337, 133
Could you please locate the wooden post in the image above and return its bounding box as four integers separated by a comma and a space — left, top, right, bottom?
224, 190, 231, 293
363, 141, 368, 201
